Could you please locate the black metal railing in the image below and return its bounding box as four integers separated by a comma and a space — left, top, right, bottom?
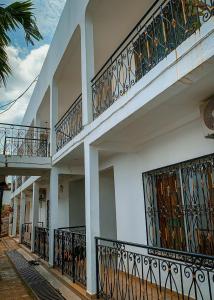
55, 95, 82, 151
21, 222, 32, 249
0, 123, 50, 157
54, 226, 86, 286
96, 237, 214, 300
16, 176, 22, 189
91, 0, 213, 119
34, 226, 49, 261
143, 153, 214, 256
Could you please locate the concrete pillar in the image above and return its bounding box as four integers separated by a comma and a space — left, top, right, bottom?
80, 14, 95, 126
48, 167, 59, 266
19, 191, 26, 243
12, 197, 18, 237
50, 79, 58, 156
84, 143, 100, 295
31, 182, 39, 252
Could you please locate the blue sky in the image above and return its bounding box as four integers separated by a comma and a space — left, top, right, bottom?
0, 0, 66, 124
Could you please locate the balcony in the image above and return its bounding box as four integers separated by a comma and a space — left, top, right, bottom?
0, 123, 50, 157
96, 237, 214, 300
91, 0, 213, 119
55, 95, 82, 152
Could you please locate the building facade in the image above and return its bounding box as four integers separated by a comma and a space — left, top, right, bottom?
6, 0, 214, 299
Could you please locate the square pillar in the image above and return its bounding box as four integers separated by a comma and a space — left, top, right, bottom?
31, 182, 39, 252
50, 79, 58, 156
84, 143, 100, 295
12, 197, 18, 237
80, 15, 95, 126
19, 191, 26, 243
48, 167, 59, 266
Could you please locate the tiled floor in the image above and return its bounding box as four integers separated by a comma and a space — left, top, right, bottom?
0, 237, 35, 299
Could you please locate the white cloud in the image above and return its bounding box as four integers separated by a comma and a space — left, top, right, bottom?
34, 0, 66, 38
0, 44, 49, 124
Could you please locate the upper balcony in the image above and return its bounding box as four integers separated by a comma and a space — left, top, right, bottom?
91, 0, 214, 119
0, 123, 51, 175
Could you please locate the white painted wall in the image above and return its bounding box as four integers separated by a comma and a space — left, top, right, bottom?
99, 169, 117, 239
69, 179, 85, 226
101, 118, 214, 245
58, 179, 70, 227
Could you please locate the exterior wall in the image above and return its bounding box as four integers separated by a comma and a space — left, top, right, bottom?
101, 118, 213, 245
58, 179, 70, 227
69, 179, 85, 226
99, 169, 117, 239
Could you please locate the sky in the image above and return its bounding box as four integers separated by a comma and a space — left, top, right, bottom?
0, 0, 66, 124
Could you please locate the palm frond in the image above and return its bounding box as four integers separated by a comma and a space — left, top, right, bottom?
0, 1, 43, 86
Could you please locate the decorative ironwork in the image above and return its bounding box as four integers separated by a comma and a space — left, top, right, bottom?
55, 95, 82, 151
143, 154, 214, 255
16, 176, 22, 189
34, 226, 49, 261
92, 0, 214, 119
96, 237, 214, 300
21, 222, 32, 249
0, 123, 50, 157
54, 226, 86, 286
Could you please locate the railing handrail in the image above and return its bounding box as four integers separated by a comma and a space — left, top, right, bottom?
0, 122, 50, 130
57, 225, 85, 230
23, 222, 32, 225
5, 137, 49, 142
55, 94, 82, 129
95, 236, 214, 261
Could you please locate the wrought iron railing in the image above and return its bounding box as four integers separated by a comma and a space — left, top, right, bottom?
34, 226, 49, 261
16, 176, 22, 189
0, 123, 50, 157
54, 226, 86, 286
55, 95, 82, 151
21, 222, 32, 249
96, 237, 214, 300
91, 0, 213, 119
142, 153, 214, 255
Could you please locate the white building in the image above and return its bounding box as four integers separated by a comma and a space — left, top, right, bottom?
1, 0, 214, 299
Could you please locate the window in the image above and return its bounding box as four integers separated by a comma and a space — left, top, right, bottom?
143, 154, 214, 255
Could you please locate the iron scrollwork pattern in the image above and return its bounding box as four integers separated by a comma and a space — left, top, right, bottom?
91, 0, 214, 119
96, 237, 214, 300
0, 123, 50, 157
55, 94, 82, 151
34, 226, 49, 261
143, 154, 214, 255
54, 226, 86, 287
21, 223, 32, 249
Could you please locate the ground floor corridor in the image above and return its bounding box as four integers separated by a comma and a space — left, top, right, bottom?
0, 237, 34, 300
0, 237, 83, 300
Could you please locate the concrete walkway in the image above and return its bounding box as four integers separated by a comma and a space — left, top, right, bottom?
0, 237, 35, 299
0, 237, 83, 300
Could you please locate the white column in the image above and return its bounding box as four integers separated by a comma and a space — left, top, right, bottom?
84, 143, 100, 295
50, 79, 58, 156
48, 167, 59, 266
19, 191, 26, 243
31, 182, 39, 252
12, 197, 18, 236
80, 14, 95, 126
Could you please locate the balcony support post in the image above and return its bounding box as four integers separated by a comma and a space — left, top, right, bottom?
84, 143, 100, 295
50, 79, 58, 156
19, 191, 26, 243
31, 182, 39, 252
48, 167, 59, 266
80, 14, 95, 126
12, 197, 18, 237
